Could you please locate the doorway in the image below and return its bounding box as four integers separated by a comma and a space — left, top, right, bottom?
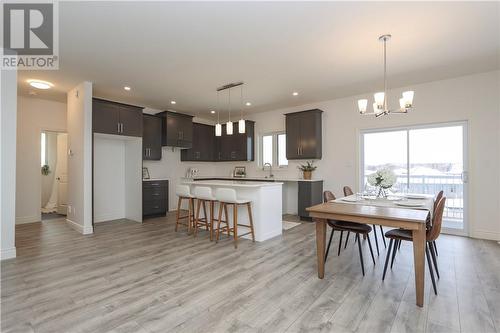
41, 131, 68, 221
360, 122, 468, 235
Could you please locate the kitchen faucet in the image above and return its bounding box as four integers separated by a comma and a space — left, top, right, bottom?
263, 162, 274, 178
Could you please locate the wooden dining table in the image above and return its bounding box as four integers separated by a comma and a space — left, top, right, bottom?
306, 201, 430, 307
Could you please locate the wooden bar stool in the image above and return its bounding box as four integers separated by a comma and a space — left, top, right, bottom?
175, 184, 195, 233
214, 188, 255, 249
193, 186, 217, 240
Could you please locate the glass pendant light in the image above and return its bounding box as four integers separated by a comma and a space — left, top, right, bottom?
226, 88, 233, 135
238, 85, 245, 133
215, 91, 222, 136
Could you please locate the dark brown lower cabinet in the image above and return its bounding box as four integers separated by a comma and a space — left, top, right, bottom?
143, 180, 168, 218
298, 180, 323, 221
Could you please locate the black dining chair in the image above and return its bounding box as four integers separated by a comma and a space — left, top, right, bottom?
324, 191, 375, 276
343, 186, 386, 255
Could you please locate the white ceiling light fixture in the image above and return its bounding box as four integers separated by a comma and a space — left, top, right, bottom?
238, 84, 245, 134
215, 92, 222, 137
210, 110, 216, 114
124, 86, 131, 91
216, 82, 245, 136
292, 91, 299, 96
170, 100, 176, 105
226, 88, 233, 135
357, 34, 415, 117
245, 102, 251, 106
27, 79, 53, 90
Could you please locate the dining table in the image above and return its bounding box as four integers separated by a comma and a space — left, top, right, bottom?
306, 194, 433, 307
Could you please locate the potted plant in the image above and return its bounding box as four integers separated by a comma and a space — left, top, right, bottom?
41, 164, 51, 176
298, 161, 317, 180
367, 168, 397, 198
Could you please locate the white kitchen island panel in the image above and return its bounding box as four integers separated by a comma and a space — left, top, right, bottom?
183, 180, 283, 242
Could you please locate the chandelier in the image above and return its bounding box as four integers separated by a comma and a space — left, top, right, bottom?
215, 82, 246, 136
357, 34, 415, 117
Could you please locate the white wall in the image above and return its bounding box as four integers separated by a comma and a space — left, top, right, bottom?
211, 71, 500, 240
66, 82, 93, 234
93, 135, 126, 222
15, 97, 67, 223
1, 69, 18, 260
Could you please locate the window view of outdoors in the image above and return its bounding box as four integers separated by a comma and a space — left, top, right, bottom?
262, 135, 273, 166
363, 125, 465, 230
277, 134, 288, 166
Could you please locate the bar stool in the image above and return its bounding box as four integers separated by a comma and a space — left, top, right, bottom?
215, 188, 255, 249
193, 186, 217, 240
175, 184, 195, 233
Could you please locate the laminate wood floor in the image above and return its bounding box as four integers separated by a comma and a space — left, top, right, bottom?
2, 213, 499, 333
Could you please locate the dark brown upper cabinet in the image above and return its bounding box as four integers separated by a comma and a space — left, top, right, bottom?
215, 121, 255, 161
92, 98, 143, 137
285, 109, 323, 160
157, 111, 193, 149
142, 114, 162, 160
181, 122, 215, 161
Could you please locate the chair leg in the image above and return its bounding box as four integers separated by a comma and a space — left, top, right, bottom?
246, 202, 255, 242
202, 201, 209, 231
175, 197, 182, 232
390, 239, 398, 269
325, 228, 334, 262
344, 231, 350, 249
426, 243, 438, 295
380, 226, 386, 248
338, 231, 344, 256
194, 199, 201, 237
216, 202, 224, 243
372, 225, 380, 256
382, 239, 394, 280
356, 233, 365, 276
433, 240, 438, 256
209, 201, 214, 241
429, 241, 440, 279
233, 204, 238, 249
398, 239, 402, 250
224, 204, 230, 237
367, 233, 375, 265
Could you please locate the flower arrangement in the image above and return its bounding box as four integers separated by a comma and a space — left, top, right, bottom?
298, 161, 317, 180
367, 168, 397, 197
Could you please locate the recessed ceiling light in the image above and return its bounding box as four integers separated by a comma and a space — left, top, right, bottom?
210, 110, 216, 114
292, 92, 299, 96
245, 102, 251, 106
27, 79, 53, 90
124, 86, 131, 91
170, 100, 176, 105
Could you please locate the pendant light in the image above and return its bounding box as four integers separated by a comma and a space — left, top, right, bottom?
215, 91, 222, 136
238, 85, 245, 133
226, 88, 233, 135
357, 34, 415, 117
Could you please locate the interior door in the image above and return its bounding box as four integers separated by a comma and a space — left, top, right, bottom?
56, 133, 68, 215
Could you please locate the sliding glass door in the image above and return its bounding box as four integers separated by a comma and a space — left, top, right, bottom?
361, 122, 468, 234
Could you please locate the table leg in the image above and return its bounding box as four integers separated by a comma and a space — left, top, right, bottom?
412, 225, 426, 307
315, 218, 327, 279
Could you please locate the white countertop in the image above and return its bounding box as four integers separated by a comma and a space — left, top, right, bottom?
143, 178, 169, 181
185, 176, 323, 182
182, 179, 283, 188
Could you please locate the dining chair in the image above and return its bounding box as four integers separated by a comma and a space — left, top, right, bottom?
382, 196, 446, 295
431, 190, 444, 256
343, 185, 386, 255
323, 191, 375, 276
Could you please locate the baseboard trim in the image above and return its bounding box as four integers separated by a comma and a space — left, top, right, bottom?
94, 212, 125, 223
65, 218, 93, 235
0, 247, 17, 260
470, 230, 500, 241
16, 215, 40, 224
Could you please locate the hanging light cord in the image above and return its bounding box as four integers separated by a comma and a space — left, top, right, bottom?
217, 91, 220, 123
240, 85, 243, 119
228, 88, 231, 121
383, 37, 388, 112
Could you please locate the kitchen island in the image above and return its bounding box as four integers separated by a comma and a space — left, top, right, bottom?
182, 179, 283, 242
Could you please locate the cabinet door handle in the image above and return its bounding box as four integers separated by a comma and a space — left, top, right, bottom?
121, 123, 124, 133
117, 123, 120, 133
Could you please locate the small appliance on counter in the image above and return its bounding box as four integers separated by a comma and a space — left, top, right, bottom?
233, 166, 246, 178
186, 167, 199, 178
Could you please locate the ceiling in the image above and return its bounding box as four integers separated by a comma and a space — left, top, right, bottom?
18, 1, 500, 118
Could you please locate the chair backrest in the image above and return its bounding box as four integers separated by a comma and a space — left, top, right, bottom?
176, 184, 191, 197
194, 186, 214, 200
427, 196, 446, 241
434, 190, 444, 211
343, 186, 354, 196
323, 190, 336, 203
215, 188, 238, 203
